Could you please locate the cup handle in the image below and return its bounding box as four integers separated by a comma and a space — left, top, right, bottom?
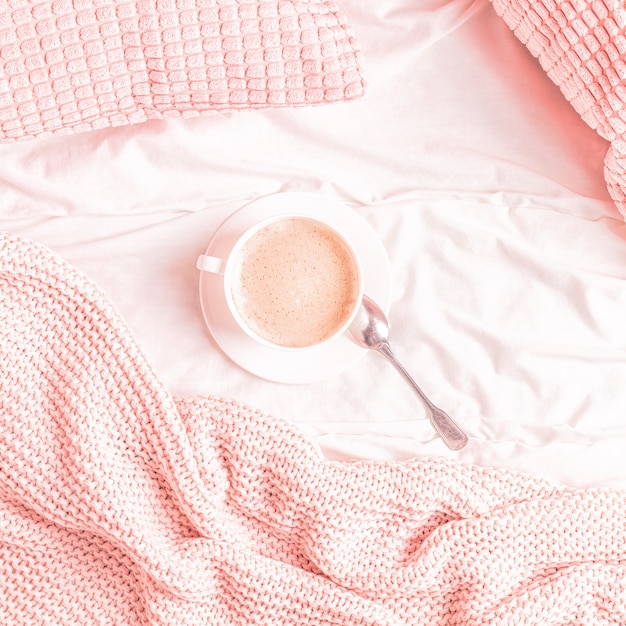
197, 254, 226, 275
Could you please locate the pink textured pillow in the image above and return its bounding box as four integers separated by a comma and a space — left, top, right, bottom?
490, 0, 626, 218
0, 0, 364, 141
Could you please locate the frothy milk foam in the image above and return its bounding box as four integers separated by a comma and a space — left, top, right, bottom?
231, 218, 360, 348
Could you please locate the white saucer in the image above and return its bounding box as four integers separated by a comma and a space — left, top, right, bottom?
198, 192, 392, 384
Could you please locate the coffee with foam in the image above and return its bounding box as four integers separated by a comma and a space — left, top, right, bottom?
230, 218, 361, 348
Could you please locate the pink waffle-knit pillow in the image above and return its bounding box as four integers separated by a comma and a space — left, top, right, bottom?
0, 0, 364, 142
490, 0, 626, 219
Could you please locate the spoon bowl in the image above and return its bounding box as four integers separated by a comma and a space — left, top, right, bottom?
349, 295, 468, 451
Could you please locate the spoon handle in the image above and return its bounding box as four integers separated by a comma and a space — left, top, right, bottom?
378, 342, 468, 451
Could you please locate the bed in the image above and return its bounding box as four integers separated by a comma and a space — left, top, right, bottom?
1, 0, 625, 623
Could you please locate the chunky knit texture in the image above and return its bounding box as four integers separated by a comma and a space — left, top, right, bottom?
490, 0, 626, 218
0, 0, 364, 141
1, 230, 625, 624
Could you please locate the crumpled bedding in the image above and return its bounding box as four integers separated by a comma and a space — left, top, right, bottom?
0, 0, 625, 496
2, 232, 625, 625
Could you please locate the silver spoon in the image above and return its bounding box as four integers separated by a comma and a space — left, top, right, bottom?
349, 295, 468, 451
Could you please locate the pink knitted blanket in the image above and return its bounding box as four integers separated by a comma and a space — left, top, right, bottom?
1, 231, 625, 624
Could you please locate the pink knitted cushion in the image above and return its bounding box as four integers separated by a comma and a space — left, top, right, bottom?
490, 0, 626, 218
0, 0, 364, 141
1, 231, 626, 623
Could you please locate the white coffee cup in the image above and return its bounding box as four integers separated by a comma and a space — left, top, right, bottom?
197, 214, 364, 350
